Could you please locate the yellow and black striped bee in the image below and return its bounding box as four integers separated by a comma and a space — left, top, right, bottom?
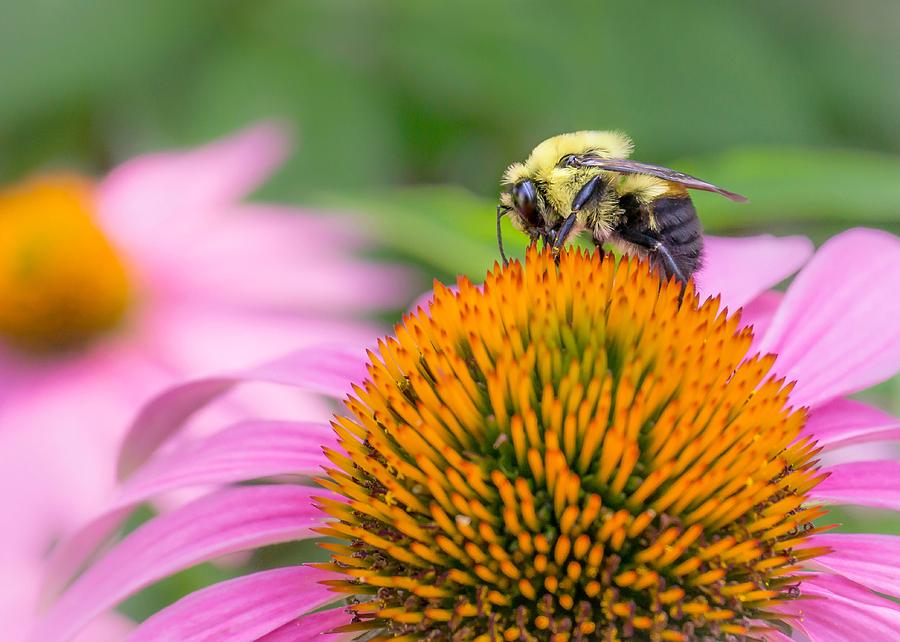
497, 131, 746, 283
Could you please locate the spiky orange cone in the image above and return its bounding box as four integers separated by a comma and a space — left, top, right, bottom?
319, 247, 829, 642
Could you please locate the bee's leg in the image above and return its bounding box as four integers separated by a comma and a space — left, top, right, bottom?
496, 205, 509, 265
616, 227, 688, 285
541, 231, 555, 252
552, 215, 580, 250
550, 175, 607, 253
571, 175, 608, 212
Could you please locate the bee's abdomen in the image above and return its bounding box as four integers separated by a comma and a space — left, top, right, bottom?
652, 196, 703, 279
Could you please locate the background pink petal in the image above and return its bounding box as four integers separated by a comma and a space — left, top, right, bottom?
804, 398, 900, 450
42, 420, 334, 602
157, 206, 414, 312
72, 612, 135, 642
257, 607, 354, 642
3, 563, 49, 642
810, 460, 900, 510
125, 566, 338, 642
695, 234, 813, 310
757, 228, 900, 408
97, 122, 290, 257
117, 346, 366, 479
142, 302, 379, 376
33, 485, 334, 642
38, 506, 133, 610
0, 343, 170, 561
4, 566, 133, 642
812, 533, 900, 597
789, 574, 900, 642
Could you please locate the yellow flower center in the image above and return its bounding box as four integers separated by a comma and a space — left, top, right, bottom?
0, 176, 131, 352
319, 248, 828, 642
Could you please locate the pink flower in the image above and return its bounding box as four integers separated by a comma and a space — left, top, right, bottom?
33, 228, 900, 642
0, 124, 409, 640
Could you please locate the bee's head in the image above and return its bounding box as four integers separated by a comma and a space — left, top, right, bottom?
500, 162, 551, 241
497, 131, 634, 260
510, 179, 541, 228
497, 169, 553, 264
501, 131, 632, 219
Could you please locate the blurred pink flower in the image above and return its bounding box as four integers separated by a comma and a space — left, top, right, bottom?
32, 229, 900, 642
0, 124, 409, 639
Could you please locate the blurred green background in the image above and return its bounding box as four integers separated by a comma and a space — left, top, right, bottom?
4, 0, 900, 284
3, 0, 899, 619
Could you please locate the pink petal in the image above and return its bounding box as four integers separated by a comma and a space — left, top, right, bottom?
42, 420, 333, 603
757, 228, 900, 408
4, 565, 134, 642
142, 302, 379, 377
97, 122, 290, 256
740, 291, 783, 349
123, 420, 334, 502
38, 507, 133, 610
812, 533, 900, 597
257, 607, 353, 642
0, 343, 170, 560
117, 347, 366, 479
33, 485, 333, 642
2, 561, 45, 641
755, 631, 794, 642
73, 612, 135, 642
696, 234, 813, 310
810, 460, 900, 510
804, 398, 900, 450
161, 206, 414, 313
124, 566, 338, 642
790, 574, 900, 642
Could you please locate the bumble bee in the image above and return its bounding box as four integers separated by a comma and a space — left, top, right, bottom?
497, 131, 746, 283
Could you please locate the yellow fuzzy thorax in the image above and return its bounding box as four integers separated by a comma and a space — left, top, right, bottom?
503, 131, 634, 186
317, 248, 828, 642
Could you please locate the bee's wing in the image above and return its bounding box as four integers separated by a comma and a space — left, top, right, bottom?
572, 157, 747, 202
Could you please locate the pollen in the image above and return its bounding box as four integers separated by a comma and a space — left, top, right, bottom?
0, 176, 131, 352
318, 247, 827, 642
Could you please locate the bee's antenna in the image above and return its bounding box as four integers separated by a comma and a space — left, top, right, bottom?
496, 205, 509, 266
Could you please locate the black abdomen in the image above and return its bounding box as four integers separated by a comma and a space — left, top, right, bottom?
652, 196, 703, 281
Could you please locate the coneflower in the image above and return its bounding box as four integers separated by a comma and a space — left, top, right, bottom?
34, 229, 900, 642
317, 247, 825, 642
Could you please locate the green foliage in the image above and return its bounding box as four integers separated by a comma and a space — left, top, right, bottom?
325, 187, 516, 281
3, 1, 900, 209
680, 147, 900, 232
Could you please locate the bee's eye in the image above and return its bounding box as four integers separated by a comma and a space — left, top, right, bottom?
512, 180, 541, 227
